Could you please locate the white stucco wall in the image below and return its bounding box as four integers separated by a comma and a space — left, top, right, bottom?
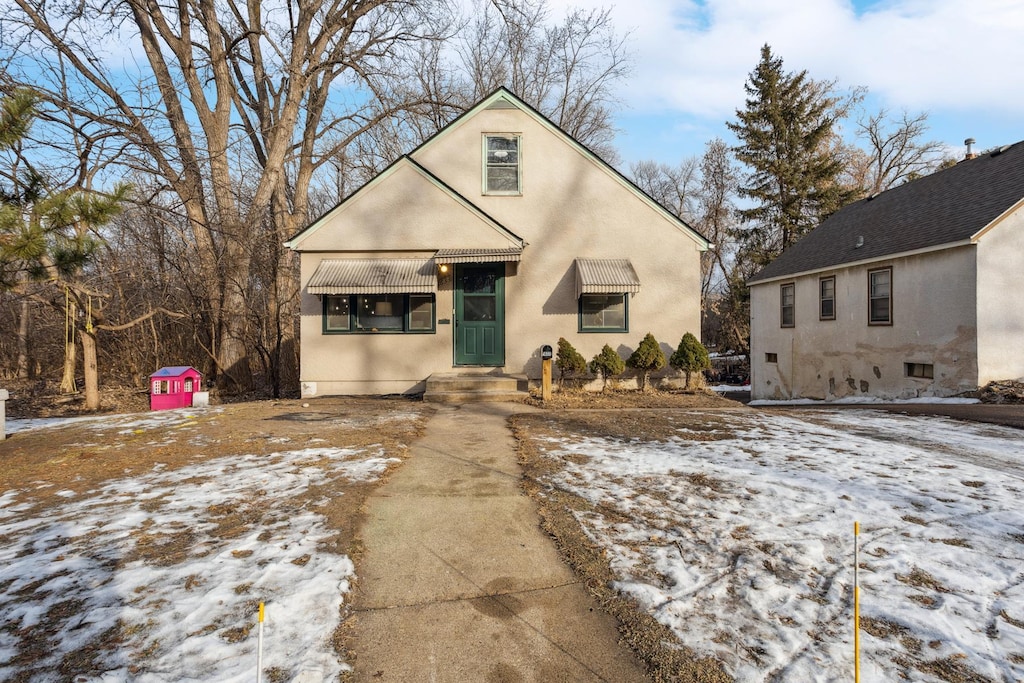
975, 204, 1024, 384
750, 246, 980, 401
293, 99, 704, 395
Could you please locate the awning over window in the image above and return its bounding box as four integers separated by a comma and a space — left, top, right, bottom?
307, 258, 436, 295
433, 247, 523, 264
575, 258, 641, 298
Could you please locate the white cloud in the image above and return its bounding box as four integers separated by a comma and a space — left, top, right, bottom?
545, 0, 1024, 120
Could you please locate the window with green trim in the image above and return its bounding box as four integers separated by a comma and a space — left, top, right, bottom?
579, 294, 628, 332
484, 134, 521, 194
323, 294, 435, 333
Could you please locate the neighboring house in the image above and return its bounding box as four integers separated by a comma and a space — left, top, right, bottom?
747, 140, 1024, 401
284, 88, 708, 396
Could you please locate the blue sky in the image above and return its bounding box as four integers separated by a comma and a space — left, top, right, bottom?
545, 0, 1024, 166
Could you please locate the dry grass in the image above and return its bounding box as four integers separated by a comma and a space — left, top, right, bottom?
511, 395, 739, 682
0, 396, 432, 681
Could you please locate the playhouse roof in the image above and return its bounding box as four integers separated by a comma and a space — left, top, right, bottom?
150, 366, 202, 379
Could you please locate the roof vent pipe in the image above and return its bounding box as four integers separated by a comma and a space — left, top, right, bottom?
965, 137, 977, 160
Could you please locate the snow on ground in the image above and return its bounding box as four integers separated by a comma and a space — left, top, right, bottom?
533, 409, 1024, 682
749, 397, 981, 405
0, 424, 398, 682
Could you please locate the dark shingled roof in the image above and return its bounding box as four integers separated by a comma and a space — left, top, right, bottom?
748, 140, 1024, 283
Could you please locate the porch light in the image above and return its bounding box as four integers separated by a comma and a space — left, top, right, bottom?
439, 264, 449, 274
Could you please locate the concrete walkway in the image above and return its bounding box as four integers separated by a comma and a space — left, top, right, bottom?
348, 402, 648, 682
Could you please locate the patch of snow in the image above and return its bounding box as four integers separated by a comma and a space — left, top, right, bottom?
5, 416, 107, 434
0, 445, 399, 682
534, 409, 1024, 681
708, 384, 750, 392
750, 396, 980, 406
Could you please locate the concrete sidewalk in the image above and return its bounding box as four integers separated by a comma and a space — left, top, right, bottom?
348, 402, 648, 682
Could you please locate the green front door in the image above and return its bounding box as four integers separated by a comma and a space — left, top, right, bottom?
454, 263, 505, 366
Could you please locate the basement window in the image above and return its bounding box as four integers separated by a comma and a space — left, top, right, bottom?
905, 362, 934, 379
765, 353, 778, 364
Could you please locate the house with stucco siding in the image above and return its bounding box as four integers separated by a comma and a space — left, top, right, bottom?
284, 88, 708, 397
747, 140, 1024, 402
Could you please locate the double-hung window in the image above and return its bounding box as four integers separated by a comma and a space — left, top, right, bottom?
868, 268, 892, 325
819, 276, 836, 320
324, 294, 435, 334
484, 134, 521, 194
780, 283, 795, 327
579, 294, 628, 332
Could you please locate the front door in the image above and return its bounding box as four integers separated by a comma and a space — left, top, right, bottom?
454, 263, 505, 366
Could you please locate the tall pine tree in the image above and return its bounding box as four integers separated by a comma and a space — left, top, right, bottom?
727, 45, 860, 266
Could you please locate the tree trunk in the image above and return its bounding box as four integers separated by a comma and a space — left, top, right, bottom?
60, 299, 77, 393
81, 328, 100, 411
217, 281, 252, 393
16, 297, 30, 379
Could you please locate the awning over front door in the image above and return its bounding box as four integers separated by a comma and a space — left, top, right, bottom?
306, 258, 437, 295
434, 247, 523, 264
575, 258, 641, 298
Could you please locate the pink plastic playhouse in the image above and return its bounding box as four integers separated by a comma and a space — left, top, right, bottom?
149, 366, 203, 411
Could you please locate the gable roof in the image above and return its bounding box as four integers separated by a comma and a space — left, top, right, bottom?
150, 366, 201, 378
284, 155, 524, 250
412, 87, 709, 249
748, 141, 1024, 284
286, 87, 708, 251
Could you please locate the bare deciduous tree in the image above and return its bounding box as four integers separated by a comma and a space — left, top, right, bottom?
854, 109, 944, 194
3, 0, 452, 393
629, 158, 700, 222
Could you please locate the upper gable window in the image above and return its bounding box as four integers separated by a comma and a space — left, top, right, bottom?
484, 134, 521, 195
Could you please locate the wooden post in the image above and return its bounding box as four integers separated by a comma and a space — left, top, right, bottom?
854, 521, 860, 682
542, 358, 552, 401
0, 389, 8, 441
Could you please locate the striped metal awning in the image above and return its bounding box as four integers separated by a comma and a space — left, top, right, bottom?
433, 247, 523, 264
307, 258, 437, 295
575, 258, 641, 298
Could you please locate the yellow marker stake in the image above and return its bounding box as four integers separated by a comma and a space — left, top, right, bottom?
257, 602, 265, 683
854, 522, 860, 683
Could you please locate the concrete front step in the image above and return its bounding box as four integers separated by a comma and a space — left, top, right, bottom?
423, 373, 529, 403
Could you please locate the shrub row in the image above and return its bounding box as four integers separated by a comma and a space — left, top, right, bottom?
554, 333, 710, 391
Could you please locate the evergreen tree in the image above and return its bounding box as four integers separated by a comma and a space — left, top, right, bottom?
555, 337, 587, 389
626, 332, 666, 391
589, 344, 625, 391
727, 44, 860, 266
670, 332, 711, 389
1, 89, 129, 409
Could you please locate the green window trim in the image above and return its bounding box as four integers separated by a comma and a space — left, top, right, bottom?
323, 294, 436, 334
578, 293, 629, 333
483, 134, 522, 195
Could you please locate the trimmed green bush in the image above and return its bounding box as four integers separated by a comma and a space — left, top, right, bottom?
670, 332, 711, 389
555, 337, 587, 389
589, 344, 625, 391
626, 332, 666, 391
